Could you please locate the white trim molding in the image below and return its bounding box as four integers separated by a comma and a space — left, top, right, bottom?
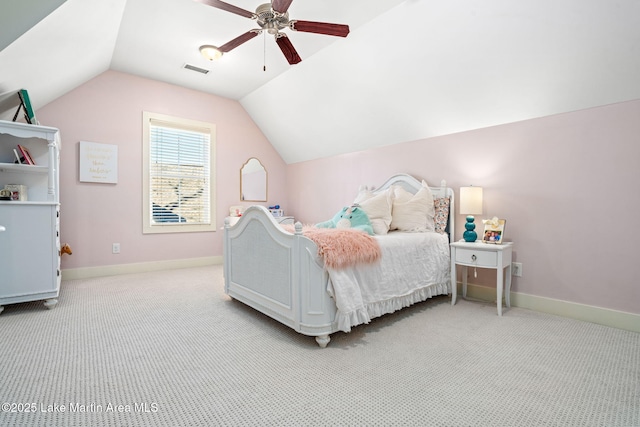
458, 282, 640, 334
62, 265, 638, 334
62, 256, 222, 281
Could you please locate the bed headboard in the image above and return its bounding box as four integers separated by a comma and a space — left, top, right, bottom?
370, 173, 455, 243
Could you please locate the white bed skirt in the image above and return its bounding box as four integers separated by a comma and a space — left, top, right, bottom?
327, 231, 451, 332
331, 281, 450, 333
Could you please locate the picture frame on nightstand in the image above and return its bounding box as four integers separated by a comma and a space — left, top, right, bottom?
482, 218, 506, 244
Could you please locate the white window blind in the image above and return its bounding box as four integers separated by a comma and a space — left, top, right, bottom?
149, 122, 211, 225
143, 112, 216, 234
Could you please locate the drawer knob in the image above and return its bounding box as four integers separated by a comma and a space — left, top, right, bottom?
471, 254, 477, 261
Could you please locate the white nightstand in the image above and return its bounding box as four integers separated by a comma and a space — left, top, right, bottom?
450, 241, 513, 316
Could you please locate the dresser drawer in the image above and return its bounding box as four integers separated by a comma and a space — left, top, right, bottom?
455, 248, 497, 267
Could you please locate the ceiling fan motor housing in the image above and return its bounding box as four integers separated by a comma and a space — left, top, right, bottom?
256, 3, 289, 34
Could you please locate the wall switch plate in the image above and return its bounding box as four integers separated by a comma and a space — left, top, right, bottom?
512, 262, 522, 277
112, 243, 120, 254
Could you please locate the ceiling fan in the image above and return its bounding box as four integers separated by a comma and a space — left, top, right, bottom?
194, 0, 350, 65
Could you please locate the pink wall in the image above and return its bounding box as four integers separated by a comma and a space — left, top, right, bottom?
35, 70, 640, 315
286, 100, 640, 315
36, 70, 288, 270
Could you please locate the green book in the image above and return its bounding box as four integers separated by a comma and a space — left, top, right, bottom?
18, 89, 36, 124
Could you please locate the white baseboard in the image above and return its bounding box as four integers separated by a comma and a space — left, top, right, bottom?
62, 264, 638, 333
459, 282, 640, 334
61, 256, 223, 281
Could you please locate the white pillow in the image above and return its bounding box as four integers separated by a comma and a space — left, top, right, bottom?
353, 187, 393, 235
390, 181, 435, 232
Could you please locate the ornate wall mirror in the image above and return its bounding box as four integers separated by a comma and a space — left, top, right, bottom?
240, 157, 267, 201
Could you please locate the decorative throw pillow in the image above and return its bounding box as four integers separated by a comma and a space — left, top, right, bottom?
390, 182, 435, 232
433, 197, 450, 234
353, 187, 393, 235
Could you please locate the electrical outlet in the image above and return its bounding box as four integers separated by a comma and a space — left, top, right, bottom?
112, 243, 120, 254
512, 262, 522, 277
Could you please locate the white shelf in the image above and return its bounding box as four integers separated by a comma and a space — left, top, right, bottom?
0, 119, 61, 313
0, 162, 48, 174
0, 120, 60, 146
0, 200, 58, 206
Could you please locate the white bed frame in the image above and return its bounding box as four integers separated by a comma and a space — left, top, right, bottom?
223, 174, 455, 347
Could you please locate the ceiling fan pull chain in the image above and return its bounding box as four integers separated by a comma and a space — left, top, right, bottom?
263, 31, 267, 71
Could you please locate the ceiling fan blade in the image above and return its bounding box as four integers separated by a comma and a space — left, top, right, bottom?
276, 35, 301, 64
193, 0, 254, 19
272, 0, 293, 14
290, 20, 350, 37
220, 31, 260, 52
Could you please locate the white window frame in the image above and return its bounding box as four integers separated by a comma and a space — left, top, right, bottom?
142, 111, 216, 234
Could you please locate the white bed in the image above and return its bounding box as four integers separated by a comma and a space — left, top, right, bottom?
223, 174, 455, 347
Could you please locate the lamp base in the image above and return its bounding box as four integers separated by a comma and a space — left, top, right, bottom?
463, 230, 478, 242
463, 215, 478, 242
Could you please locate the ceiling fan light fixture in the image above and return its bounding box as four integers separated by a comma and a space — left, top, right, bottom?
195, 0, 350, 65
199, 45, 223, 61
266, 24, 279, 35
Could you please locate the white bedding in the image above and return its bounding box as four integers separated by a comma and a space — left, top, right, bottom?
327, 231, 451, 332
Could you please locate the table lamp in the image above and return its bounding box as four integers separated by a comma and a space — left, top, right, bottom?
460, 186, 483, 242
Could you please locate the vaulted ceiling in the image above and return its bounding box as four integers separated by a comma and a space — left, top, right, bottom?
1, 0, 639, 163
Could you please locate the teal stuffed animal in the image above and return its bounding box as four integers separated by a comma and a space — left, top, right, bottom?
316, 205, 374, 235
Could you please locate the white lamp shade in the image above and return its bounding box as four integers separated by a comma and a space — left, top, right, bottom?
460, 186, 483, 215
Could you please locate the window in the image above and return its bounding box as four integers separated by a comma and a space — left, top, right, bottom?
143, 112, 216, 233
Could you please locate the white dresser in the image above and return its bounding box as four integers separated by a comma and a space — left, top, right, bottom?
0, 120, 61, 314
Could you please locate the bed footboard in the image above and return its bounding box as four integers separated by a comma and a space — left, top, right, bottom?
223, 206, 338, 346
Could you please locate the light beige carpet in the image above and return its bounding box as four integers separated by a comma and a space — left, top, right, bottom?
0, 265, 638, 426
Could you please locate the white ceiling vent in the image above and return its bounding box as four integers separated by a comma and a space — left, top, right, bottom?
183, 63, 210, 74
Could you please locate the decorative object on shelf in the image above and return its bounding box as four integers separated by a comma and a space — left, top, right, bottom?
17, 144, 35, 165
460, 186, 483, 242
4, 184, 27, 201
0, 189, 11, 200
482, 217, 506, 244
0, 89, 37, 124
13, 149, 23, 164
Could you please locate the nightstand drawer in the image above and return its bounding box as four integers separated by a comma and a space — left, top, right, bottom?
455, 248, 497, 267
